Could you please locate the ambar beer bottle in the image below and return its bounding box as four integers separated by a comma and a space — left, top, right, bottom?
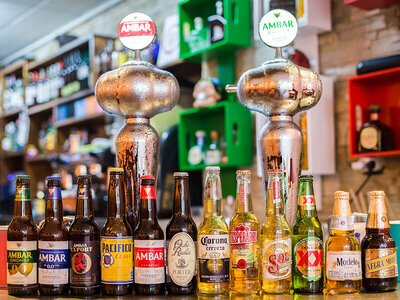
133, 175, 165, 295
292, 175, 324, 293
69, 175, 100, 295
7, 175, 38, 296
38, 176, 69, 296
166, 172, 197, 294
229, 170, 261, 295
101, 168, 133, 295
325, 191, 362, 294
362, 191, 398, 292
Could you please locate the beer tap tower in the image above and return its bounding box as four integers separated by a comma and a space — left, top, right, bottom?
227, 10, 322, 226
95, 13, 180, 228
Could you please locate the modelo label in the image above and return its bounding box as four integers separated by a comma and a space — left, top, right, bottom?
134, 239, 165, 284
294, 237, 323, 280
167, 232, 196, 286
101, 236, 133, 284
70, 240, 100, 286
38, 240, 69, 284
326, 251, 362, 280
365, 248, 398, 279
198, 234, 229, 283
7, 241, 37, 285
230, 225, 258, 270
262, 238, 291, 280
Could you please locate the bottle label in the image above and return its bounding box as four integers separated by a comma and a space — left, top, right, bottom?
77, 186, 89, 200
46, 187, 62, 201
38, 240, 69, 284
101, 236, 133, 284
134, 239, 165, 284
140, 185, 156, 199
205, 150, 221, 165
198, 234, 229, 283
360, 127, 378, 149
294, 237, 323, 281
326, 251, 362, 280
365, 248, 398, 279
330, 215, 354, 231
272, 180, 281, 204
299, 195, 315, 209
262, 238, 291, 280
230, 225, 258, 270
15, 187, 30, 201
167, 232, 196, 286
7, 241, 37, 285
70, 240, 100, 287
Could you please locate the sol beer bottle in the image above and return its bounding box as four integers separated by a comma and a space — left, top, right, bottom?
69, 175, 100, 295
7, 175, 38, 296
229, 170, 260, 295
325, 191, 362, 294
261, 169, 291, 294
197, 167, 229, 295
292, 175, 324, 293
166, 172, 197, 294
101, 168, 133, 295
38, 176, 69, 296
133, 175, 165, 295
362, 191, 398, 292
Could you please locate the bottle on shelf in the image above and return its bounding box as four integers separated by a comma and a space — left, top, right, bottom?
325, 191, 362, 295
361, 191, 398, 292
166, 172, 197, 295
208, 1, 226, 44
188, 17, 208, 53
197, 166, 229, 296
3, 74, 24, 111
291, 175, 324, 293
188, 130, 206, 165
229, 170, 260, 295
261, 169, 291, 294
205, 130, 222, 165
7, 175, 38, 296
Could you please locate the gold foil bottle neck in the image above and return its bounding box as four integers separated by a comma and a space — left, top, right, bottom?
366, 190, 390, 229
332, 190, 352, 216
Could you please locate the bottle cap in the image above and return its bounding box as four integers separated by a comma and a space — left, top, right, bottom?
268, 169, 283, 174
205, 166, 220, 172
173, 172, 188, 178
368, 104, 381, 113
109, 168, 124, 174
366, 190, 390, 229
140, 175, 155, 186
77, 174, 92, 184
299, 175, 313, 180
16, 175, 30, 180
46, 175, 61, 182
332, 191, 352, 216
236, 170, 251, 175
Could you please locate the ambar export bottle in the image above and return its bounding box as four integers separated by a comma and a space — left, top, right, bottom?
229, 170, 260, 295
292, 175, 324, 293
101, 168, 133, 295
261, 169, 291, 294
7, 175, 38, 296
362, 191, 398, 292
325, 191, 362, 294
166, 172, 197, 294
198, 167, 229, 295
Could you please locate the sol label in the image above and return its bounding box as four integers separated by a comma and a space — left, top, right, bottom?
262, 238, 291, 280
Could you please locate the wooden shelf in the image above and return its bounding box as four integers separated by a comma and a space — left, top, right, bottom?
28, 101, 55, 116
55, 111, 105, 128
0, 107, 23, 118
3, 150, 25, 158
57, 89, 94, 106
350, 150, 400, 158
25, 154, 50, 163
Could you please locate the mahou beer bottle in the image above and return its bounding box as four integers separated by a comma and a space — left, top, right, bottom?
229, 170, 260, 295
69, 175, 100, 295
101, 168, 133, 295
292, 175, 324, 293
261, 169, 291, 294
362, 191, 398, 292
133, 175, 165, 295
7, 175, 38, 296
197, 167, 229, 296
38, 176, 69, 296
325, 191, 362, 294
166, 172, 197, 294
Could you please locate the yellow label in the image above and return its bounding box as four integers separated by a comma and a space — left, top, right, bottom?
360, 127, 378, 149
101, 236, 133, 284
365, 248, 398, 279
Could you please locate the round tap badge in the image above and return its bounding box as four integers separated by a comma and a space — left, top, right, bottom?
259, 9, 298, 48
118, 12, 156, 50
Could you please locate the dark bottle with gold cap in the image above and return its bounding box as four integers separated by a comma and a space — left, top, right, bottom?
361, 191, 398, 292
69, 175, 100, 295
7, 175, 38, 296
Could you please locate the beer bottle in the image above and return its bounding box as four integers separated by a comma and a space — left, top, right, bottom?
38, 176, 69, 296
362, 191, 398, 292
69, 175, 100, 295
101, 168, 133, 295
7, 175, 38, 296
133, 175, 165, 295
261, 169, 291, 294
198, 166, 229, 296
325, 191, 362, 294
166, 172, 197, 294
292, 175, 324, 293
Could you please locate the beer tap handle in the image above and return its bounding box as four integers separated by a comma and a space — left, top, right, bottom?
275, 47, 283, 59
225, 84, 237, 93
134, 50, 141, 61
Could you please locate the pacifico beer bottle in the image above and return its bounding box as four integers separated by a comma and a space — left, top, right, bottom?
133, 175, 165, 295
101, 168, 133, 295
69, 175, 100, 295
7, 175, 38, 296
38, 176, 69, 296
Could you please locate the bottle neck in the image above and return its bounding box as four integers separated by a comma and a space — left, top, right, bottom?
370, 112, 379, 121
173, 178, 191, 216
108, 174, 125, 219
203, 172, 222, 218
45, 186, 63, 220
297, 180, 317, 218
266, 174, 285, 217
14, 184, 33, 218
140, 184, 158, 221
75, 183, 93, 219
235, 176, 253, 214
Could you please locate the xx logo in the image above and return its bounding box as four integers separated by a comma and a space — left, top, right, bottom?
296, 250, 323, 267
